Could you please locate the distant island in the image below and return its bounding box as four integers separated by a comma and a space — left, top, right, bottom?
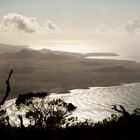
84, 52, 119, 57
0, 44, 140, 98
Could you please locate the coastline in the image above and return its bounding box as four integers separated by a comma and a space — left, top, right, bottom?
4, 81, 140, 100
47, 80, 140, 94
1, 49, 140, 98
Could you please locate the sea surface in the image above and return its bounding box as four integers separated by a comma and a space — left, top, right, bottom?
50, 83, 140, 121
4, 41, 140, 124
29, 41, 140, 62
4, 82, 140, 125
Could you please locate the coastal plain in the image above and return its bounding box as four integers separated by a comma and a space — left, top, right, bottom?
0, 48, 140, 98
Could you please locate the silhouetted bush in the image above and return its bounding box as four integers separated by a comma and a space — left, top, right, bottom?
18, 97, 77, 128
16, 91, 48, 108
0, 94, 140, 140
0, 109, 8, 125
0, 70, 140, 139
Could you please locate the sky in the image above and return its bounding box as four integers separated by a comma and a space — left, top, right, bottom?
0, 0, 140, 44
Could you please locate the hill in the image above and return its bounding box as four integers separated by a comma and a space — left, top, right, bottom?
0, 48, 140, 98
0, 44, 27, 53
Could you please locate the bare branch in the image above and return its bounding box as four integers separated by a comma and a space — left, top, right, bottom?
0, 69, 13, 106
18, 115, 25, 128
112, 105, 130, 116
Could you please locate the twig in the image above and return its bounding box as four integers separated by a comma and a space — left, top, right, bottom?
0, 69, 13, 106
112, 105, 130, 116
18, 115, 25, 128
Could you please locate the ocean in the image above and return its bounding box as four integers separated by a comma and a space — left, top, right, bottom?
29, 40, 140, 62
5, 82, 140, 125
50, 82, 140, 121
4, 41, 140, 124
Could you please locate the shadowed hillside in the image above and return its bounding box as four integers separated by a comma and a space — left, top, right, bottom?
1, 48, 140, 98
0, 44, 28, 53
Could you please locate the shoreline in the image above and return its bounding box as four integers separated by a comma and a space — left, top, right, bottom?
49, 80, 140, 94
1, 49, 140, 99
4, 81, 140, 101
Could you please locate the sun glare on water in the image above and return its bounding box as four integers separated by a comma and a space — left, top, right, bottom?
30, 43, 95, 54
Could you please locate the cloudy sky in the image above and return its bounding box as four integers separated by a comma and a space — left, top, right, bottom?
0, 0, 140, 44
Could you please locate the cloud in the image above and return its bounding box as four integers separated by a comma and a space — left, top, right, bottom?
45, 20, 57, 31
92, 24, 107, 33
3, 13, 38, 33
125, 17, 140, 33
0, 13, 60, 34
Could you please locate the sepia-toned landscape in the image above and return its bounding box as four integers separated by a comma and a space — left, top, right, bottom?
1, 45, 140, 98
1, 0, 140, 140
